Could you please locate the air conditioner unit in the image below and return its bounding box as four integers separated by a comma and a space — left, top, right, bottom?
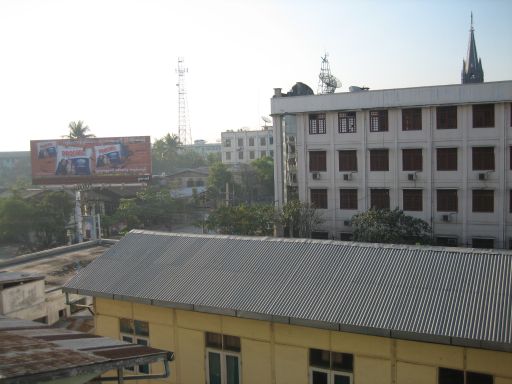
343, 220, 351, 226
343, 173, 352, 181
442, 214, 451, 222
478, 172, 487, 180
312, 172, 321, 180
407, 173, 416, 181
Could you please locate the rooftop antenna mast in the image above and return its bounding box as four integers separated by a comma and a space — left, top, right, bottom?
176, 57, 192, 145
318, 53, 341, 94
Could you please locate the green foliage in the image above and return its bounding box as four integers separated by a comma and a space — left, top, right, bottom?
0, 191, 73, 247
67, 121, 94, 139
279, 200, 323, 238
207, 162, 233, 206
206, 152, 221, 165
152, 134, 208, 175
351, 208, 432, 245
250, 157, 274, 201
205, 204, 274, 236
32, 191, 74, 247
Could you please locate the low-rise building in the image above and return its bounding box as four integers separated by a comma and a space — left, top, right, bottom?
64, 230, 512, 384
221, 128, 274, 167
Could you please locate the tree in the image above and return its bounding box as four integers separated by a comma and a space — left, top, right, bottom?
205, 204, 274, 236
0, 195, 35, 244
207, 162, 233, 207
278, 200, 323, 238
251, 157, 274, 202
32, 191, 74, 247
351, 208, 432, 245
67, 121, 95, 139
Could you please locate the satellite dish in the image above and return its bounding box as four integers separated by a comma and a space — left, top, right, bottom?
261, 116, 272, 123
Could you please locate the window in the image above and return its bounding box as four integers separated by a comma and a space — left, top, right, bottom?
472, 238, 495, 249
249, 151, 255, 160
309, 349, 353, 384
225, 152, 231, 161
339, 150, 357, 172
310, 151, 327, 172
402, 108, 422, 131
270, 150, 274, 158
120, 318, 150, 374
402, 149, 422, 171
437, 189, 458, 212
473, 104, 495, 128
370, 189, 390, 210
437, 148, 458, 171
309, 114, 326, 134
439, 368, 493, 384
311, 189, 328, 209
186, 179, 194, 187
238, 151, 243, 160
338, 112, 356, 133
369, 110, 388, 132
403, 189, 422, 211
269, 136, 273, 145
370, 149, 389, 171
473, 190, 494, 212
196, 180, 205, 187
436, 237, 458, 247
224, 139, 231, 147
437, 106, 457, 129
340, 189, 358, 210
249, 137, 255, 146
206, 332, 240, 384
260, 151, 266, 157
260, 137, 266, 146
472, 147, 495, 171
311, 231, 329, 239
237, 138, 243, 147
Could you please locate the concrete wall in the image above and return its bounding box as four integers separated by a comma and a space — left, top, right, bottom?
0, 279, 45, 317
95, 297, 512, 384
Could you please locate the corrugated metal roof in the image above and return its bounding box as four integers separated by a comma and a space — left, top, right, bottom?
64, 230, 512, 351
0, 315, 173, 383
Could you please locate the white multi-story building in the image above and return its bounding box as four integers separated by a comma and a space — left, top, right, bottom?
180, 139, 221, 158
221, 128, 274, 167
271, 80, 512, 248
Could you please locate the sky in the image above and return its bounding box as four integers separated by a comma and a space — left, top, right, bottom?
0, 0, 511, 151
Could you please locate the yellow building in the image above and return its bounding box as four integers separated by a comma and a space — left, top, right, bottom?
64, 230, 512, 384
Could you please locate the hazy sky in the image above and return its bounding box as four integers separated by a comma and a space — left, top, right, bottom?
0, 0, 511, 151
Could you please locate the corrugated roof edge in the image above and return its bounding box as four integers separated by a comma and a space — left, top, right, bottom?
61, 288, 512, 353
127, 229, 512, 257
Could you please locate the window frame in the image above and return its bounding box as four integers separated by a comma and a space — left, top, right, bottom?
309, 367, 353, 384
370, 149, 389, 171
370, 189, 390, 210
402, 108, 422, 131
309, 114, 327, 134
403, 189, 423, 211
249, 137, 255, 146
205, 332, 241, 384
260, 137, 267, 146
338, 112, 357, 133
224, 138, 232, 148
472, 147, 495, 171
437, 189, 458, 212
472, 189, 494, 213
473, 104, 495, 128
310, 151, 327, 172
340, 189, 358, 210
402, 148, 423, 171
369, 110, 388, 132
339, 150, 357, 172
120, 319, 150, 374
225, 152, 231, 161
437, 148, 458, 171
311, 189, 328, 209
436, 106, 457, 129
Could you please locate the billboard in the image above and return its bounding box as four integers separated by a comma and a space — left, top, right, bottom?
31, 136, 151, 185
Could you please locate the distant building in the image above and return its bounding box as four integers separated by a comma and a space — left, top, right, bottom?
271, 80, 512, 247
64, 230, 512, 384
221, 128, 274, 167
181, 139, 222, 158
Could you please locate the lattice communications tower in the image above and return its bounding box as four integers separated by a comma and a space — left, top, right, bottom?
176, 57, 192, 145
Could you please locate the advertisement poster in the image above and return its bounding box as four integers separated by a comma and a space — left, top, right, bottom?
30, 136, 151, 185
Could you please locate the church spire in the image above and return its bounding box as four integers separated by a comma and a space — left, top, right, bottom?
462, 12, 484, 84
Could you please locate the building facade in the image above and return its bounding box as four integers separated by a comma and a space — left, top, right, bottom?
64, 231, 512, 384
271, 81, 512, 247
181, 139, 222, 158
221, 128, 274, 167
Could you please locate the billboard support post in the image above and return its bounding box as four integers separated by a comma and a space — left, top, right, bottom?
75, 191, 83, 243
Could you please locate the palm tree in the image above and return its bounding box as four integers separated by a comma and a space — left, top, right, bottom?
67, 121, 95, 139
